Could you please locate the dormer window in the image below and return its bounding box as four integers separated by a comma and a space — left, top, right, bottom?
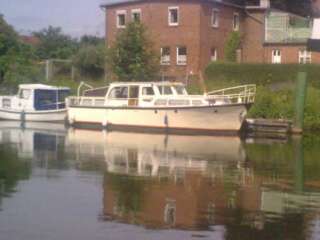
168, 7, 179, 26
116, 10, 126, 28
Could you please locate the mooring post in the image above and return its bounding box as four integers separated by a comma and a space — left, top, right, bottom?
292, 72, 307, 134
293, 136, 304, 192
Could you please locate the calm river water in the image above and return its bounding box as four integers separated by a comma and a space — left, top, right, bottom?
0, 121, 320, 240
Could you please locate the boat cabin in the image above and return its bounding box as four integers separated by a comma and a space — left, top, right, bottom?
70, 81, 256, 108
0, 84, 70, 111
76, 82, 206, 108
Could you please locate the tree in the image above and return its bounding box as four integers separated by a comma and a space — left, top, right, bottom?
33, 26, 78, 60
224, 31, 241, 62
80, 35, 104, 46
0, 15, 40, 90
73, 44, 106, 78
271, 0, 312, 16
106, 22, 159, 82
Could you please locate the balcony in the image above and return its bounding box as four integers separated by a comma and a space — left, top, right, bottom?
265, 11, 312, 44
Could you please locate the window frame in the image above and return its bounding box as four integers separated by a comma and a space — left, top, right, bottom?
168, 6, 179, 26
176, 46, 187, 65
160, 47, 171, 65
233, 12, 240, 31
211, 48, 218, 62
298, 49, 312, 64
116, 10, 127, 29
211, 9, 220, 28
131, 8, 141, 22
271, 49, 282, 64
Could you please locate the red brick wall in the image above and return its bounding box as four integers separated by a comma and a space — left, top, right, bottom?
242, 10, 266, 63
106, 0, 203, 79
199, 2, 244, 69
104, 1, 320, 80
105, 0, 245, 78
263, 45, 320, 63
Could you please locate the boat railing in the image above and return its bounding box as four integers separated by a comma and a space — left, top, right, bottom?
77, 82, 109, 97
68, 96, 106, 107
206, 84, 256, 104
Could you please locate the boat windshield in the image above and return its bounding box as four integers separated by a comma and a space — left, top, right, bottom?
157, 86, 173, 95
174, 85, 187, 95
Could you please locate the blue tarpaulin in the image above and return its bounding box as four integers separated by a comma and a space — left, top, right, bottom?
34, 89, 70, 110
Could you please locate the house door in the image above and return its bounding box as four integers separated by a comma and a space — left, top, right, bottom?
272, 50, 282, 64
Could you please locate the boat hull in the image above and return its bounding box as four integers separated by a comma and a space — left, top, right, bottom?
0, 108, 67, 122
68, 104, 249, 134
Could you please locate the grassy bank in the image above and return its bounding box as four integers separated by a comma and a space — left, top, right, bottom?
203, 62, 320, 131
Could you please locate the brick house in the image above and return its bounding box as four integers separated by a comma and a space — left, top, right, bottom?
101, 0, 320, 79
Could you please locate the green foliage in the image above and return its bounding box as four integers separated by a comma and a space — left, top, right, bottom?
33, 26, 78, 60
271, 0, 311, 16
204, 62, 320, 131
248, 86, 294, 119
224, 32, 241, 62
0, 15, 41, 91
73, 44, 106, 78
106, 22, 159, 81
205, 62, 320, 87
80, 35, 104, 46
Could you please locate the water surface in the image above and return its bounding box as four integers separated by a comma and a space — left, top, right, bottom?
0, 121, 320, 240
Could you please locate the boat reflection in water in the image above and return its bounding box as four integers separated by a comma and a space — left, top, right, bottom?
1, 125, 320, 239
69, 129, 320, 238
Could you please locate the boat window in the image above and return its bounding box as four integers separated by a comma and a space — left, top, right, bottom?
174, 86, 186, 95
2, 98, 11, 109
158, 86, 173, 95
142, 87, 154, 96
129, 86, 139, 98
19, 89, 31, 99
58, 90, 70, 103
108, 87, 128, 99
34, 90, 58, 110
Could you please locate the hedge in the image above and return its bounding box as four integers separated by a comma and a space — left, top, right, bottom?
203, 62, 320, 131
205, 62, 320, 88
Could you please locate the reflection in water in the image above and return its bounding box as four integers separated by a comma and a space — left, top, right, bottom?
1, 123, 320, 239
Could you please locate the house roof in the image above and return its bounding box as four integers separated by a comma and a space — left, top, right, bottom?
100, 0, 244, 9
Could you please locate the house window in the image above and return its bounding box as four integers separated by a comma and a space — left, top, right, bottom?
131, 9, 141, 22
211, 48, 218, 61
161, 47, 171, 65
272, 49, 282, 64
212, 9, 219, 28
233, 12, 240, 31
168, 7, 179, 26
299, 50, 312, 64
176, 46, 187, 65
116, 10, 126, 28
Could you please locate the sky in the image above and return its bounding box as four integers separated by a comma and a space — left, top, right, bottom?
0, 0, 111, 38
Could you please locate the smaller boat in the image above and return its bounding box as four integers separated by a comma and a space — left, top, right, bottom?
0, 84, 70, 122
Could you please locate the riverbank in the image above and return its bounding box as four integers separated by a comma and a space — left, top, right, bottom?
200, 62, 320, 132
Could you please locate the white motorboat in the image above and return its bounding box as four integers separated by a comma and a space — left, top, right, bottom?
67, 82, 256, 134
0, 84, 70, 122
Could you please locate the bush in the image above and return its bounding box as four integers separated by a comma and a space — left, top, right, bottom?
73, 44, 106, 78
205, 62, 320, 87
204, 62, 320, 131
224, 32, 241, 62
